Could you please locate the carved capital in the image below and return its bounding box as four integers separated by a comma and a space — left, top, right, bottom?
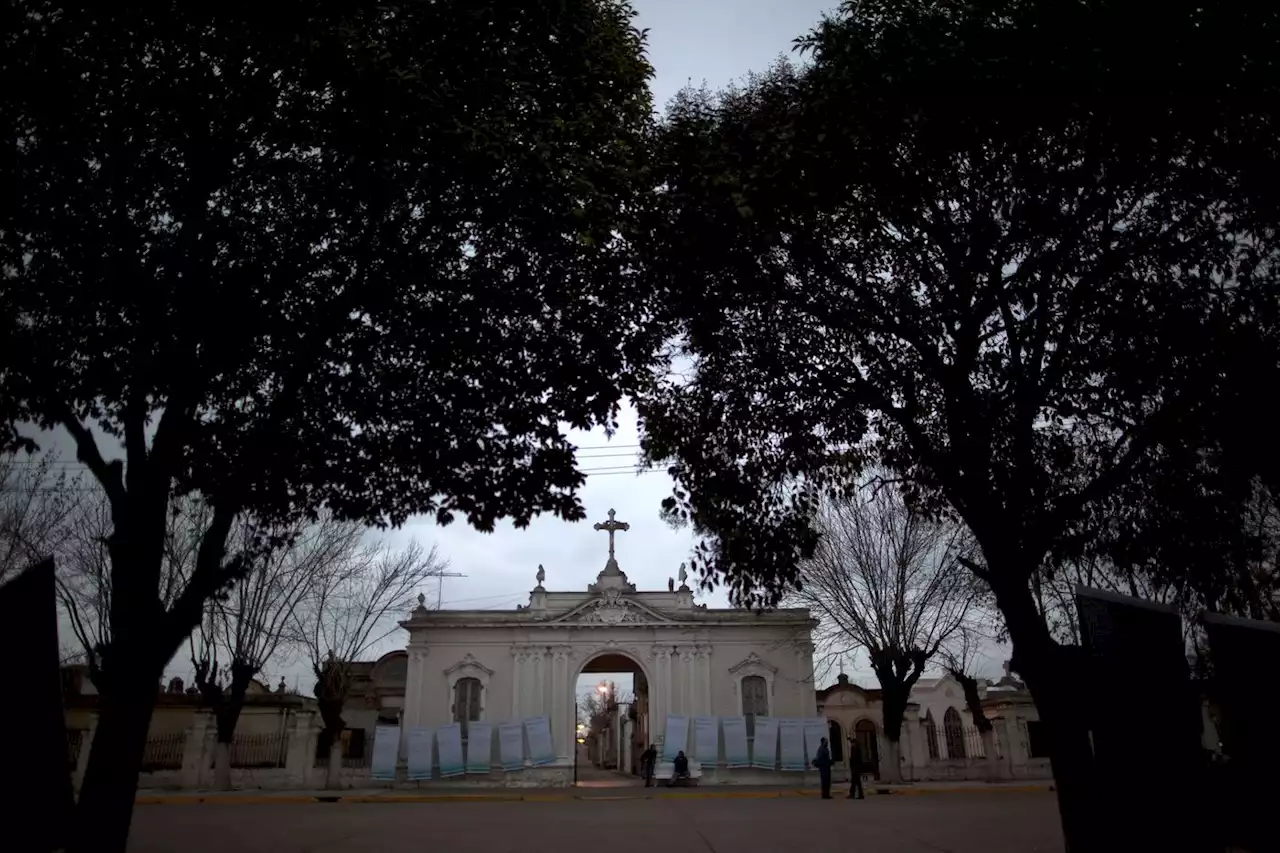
651, 644, 672, 662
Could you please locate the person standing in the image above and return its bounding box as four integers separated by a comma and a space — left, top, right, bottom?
847, 735, 865, 799
641, 743, 658, 788
812, 737, 834, 799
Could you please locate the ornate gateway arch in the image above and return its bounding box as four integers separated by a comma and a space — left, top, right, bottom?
400, 510, 818, 785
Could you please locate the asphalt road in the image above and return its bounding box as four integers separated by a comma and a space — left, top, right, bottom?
127, 791, 1065, 853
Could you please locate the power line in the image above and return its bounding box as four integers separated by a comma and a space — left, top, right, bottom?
7, 446, 643, 466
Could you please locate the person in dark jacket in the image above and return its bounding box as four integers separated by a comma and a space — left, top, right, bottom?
812, 737, 834, 799
672, 750, 690, 785
847, 736, 865, 799
641, 744, 657, 787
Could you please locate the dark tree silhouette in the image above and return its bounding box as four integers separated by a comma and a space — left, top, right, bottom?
2, 3, 658, 850
635, 1, 1278, 848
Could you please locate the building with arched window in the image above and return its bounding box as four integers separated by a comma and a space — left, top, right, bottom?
816, 668, 1054, 783
395, 510, 820, 785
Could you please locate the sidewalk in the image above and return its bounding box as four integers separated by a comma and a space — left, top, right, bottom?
136, 779, 1053, 805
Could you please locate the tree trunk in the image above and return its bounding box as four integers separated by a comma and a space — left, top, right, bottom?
1036, 696, 1100, 853
213, 741, 233, 790
68, 671, 160, 853
326, 740, 342, 789
873, 670, 914, 785
882, 738, 903, 784
994, 573, 1101, 852
213, 674, 251, 791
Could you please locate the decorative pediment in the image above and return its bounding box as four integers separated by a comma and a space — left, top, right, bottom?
443, 653, 495, 679
729, 652, 778, 676
549, 589, 674, 626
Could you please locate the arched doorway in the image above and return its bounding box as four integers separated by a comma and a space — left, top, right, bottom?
854, 718, 881, 780
574, 651, 650, 787
828, 719, 844, 764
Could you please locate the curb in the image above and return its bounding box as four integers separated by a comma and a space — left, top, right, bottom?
135, 784, 1052, 805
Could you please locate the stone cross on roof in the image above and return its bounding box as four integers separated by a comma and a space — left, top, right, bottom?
593, 508, 630, 560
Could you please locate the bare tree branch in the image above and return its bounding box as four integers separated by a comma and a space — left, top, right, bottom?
294, 536, 447, 785
784, 476, 986, 781
0, 450, 84, 582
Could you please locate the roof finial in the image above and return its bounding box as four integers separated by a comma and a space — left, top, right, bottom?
535, 564, 546, 588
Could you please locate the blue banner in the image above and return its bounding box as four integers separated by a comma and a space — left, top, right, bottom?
466, 722, 493, 774
406, 727, 433, 780
663, 715, 690, 762
752, 717, 778, 770
437, 723, 464, 777
498, 722, 525, 771
524, 716, 556, 766
779, 718, 805, 771
371, 725, 400, 780
721, 716, 749, 768
693, 716, 719, 764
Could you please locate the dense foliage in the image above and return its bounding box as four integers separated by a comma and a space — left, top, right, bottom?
636, 0, 1278, 845
2, 2, 657, 849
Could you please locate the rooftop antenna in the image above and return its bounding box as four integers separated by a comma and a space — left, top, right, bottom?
426, 567, 467, 609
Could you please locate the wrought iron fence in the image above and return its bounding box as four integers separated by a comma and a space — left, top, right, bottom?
67, 729, 85, 770
230, 733, 288, 769
141, 731, 186, 771
927, 723, 989, 761
962, 725, 988, 759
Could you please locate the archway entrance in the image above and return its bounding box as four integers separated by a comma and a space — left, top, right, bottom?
828, 719, 845, 764
574, 652, 650, 787
855, 719, 881, 780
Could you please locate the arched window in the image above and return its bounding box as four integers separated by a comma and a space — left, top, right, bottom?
943, 707, 966, 759
741, 675, 769, 737
828, 719, 844, 764
924, 710, 940, 760
453, 677, 483, 738
854, 718, 880, 776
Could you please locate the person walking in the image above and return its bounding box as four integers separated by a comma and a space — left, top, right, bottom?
641, 743, 658, 788
812, 737, 834, 799
847, 735, 865, 799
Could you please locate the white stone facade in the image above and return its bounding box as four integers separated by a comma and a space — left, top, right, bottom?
399, 517, 818, 785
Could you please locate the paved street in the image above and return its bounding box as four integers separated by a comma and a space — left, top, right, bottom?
128, 791, 1064, 853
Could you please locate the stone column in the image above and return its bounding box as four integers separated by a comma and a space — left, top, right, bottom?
679, 646, 696, 716
551, 646, 571, 760
998, 714, 1026, 777
285, 710, 316, 788
797, 642, 817, 717
531, 647, 547, 717
183, 712, 214, 788
511, 645, 527, 718
697, 646, 713, 716
650, 645, 671, 742
403, 642, 428, 755
901, 706, 923, 782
